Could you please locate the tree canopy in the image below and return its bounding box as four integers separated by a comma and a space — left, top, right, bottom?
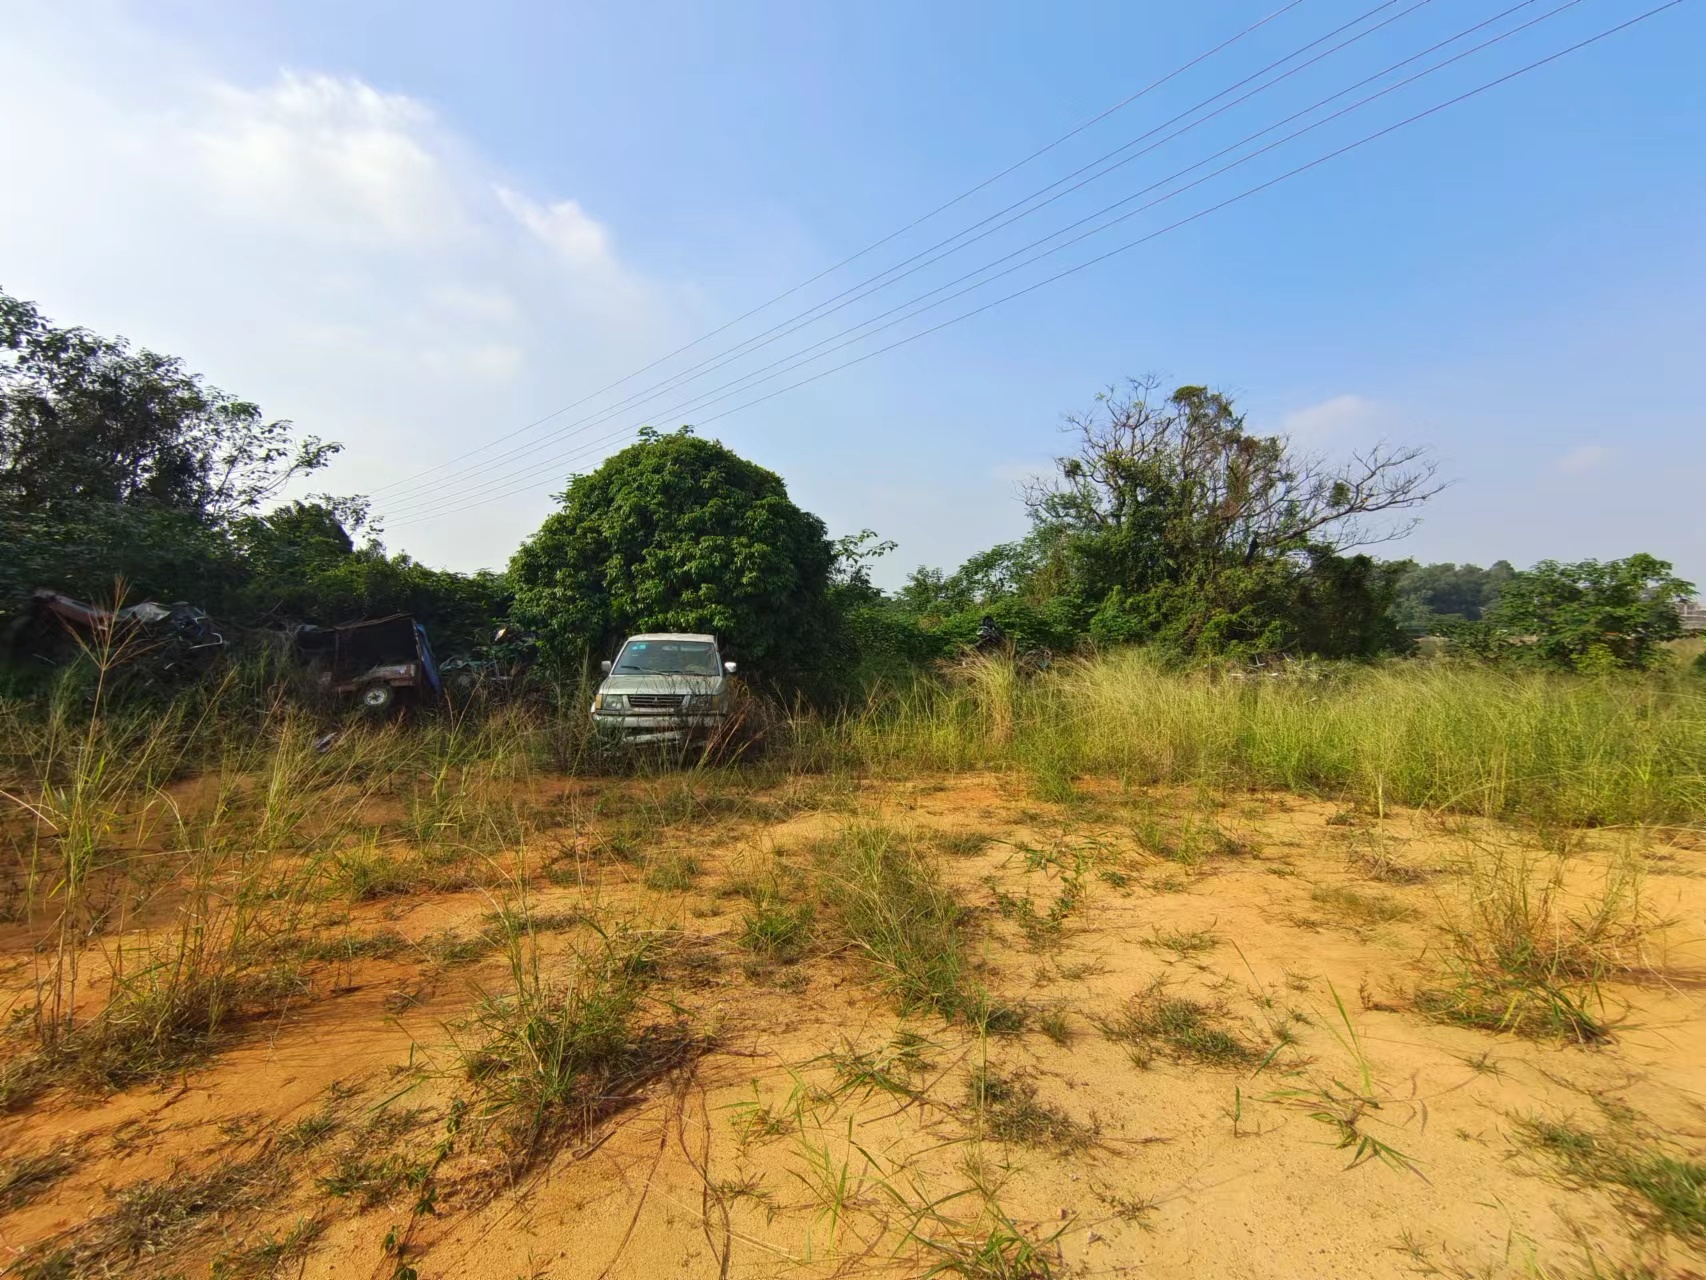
5, 287, 1692, 688
1, 289, 335, 522
507, 428, 835, 671
0, 289, 502, 657
1391, 560, 1516, 633
1482, 555, 1694, 672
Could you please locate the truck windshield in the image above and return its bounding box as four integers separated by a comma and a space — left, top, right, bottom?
613, 640, 721, 676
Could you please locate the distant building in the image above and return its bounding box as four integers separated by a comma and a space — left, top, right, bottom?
1682, 600, 1706, 634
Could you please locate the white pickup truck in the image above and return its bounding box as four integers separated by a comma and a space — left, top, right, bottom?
589, 632, 737, 745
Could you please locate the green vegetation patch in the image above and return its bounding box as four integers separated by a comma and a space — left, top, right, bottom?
1519, 1115, 1706, 1243
1096, 976, 1258, 1069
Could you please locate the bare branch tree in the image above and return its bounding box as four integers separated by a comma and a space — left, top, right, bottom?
1024, 377, 1443, 569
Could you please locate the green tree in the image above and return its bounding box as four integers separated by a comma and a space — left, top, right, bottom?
0, 288, 348, 631
234, 499, 361, 585
1, 289, 335, 520
895, 535, 1058, 619
1019, 378, 1439, 657
1484, 554, 1694, 671
1391, 560, 1515, 632
507, 429, 834, 672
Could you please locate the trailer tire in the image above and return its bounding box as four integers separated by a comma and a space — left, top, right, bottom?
358, 683, 396, 714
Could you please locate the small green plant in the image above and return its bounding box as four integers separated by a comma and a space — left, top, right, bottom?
1094, 976, 1257, 1068
318, 1151, 424, 1206
815, 823, 994, 1024
209, 1217, 325, 1279
1132, 807, 1248, 867
819, 1032, 935, 1101
740, 896, 813, 963
908, 1191, 1065, 1279
726, 1086, 796, 1148
790, 1117, 876, 1251
451, 923, 702, 1171
1036, 1009, 1072, 1046
967, 1066, 1093, 1152
1264, 985, 1424, 1178
935, 831, 991, 857
1096, 1187, 1158, 1226
1416, 846, 1654, 1043
330, 837, 423, 901
1309, 884, 1414, 929
281, 1105, 344, 1153
291, 929, 409, 963
643, 852, 701, 892
1143, 926, 1222, 959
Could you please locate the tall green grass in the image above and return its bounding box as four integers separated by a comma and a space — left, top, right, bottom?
828, 651, 1706, 825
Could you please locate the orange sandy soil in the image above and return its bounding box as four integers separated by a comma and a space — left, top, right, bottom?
2, 772, 1704, 1279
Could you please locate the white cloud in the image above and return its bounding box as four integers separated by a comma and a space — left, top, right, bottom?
1280, 393, 1382, 444
1556, 444, 1612, 473
497, 187, 614, 270
0, 7, 695, 571
191, 73, 466, 248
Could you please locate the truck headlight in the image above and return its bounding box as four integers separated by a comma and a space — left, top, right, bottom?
595, 693, 626, 711
705, 691, 729, 712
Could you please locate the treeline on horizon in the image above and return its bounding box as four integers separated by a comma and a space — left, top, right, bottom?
3, 287, 1699, 698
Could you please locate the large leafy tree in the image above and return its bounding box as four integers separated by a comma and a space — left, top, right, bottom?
1011, 378, 1440, 657
1484, 555, 1693, 671
0, 288, 349, 624
508, 428, 834, 670
1027, 379, 1440, 597
1391, 560, 1516, 632
1, 289, 335, 521
0, 290, 506, 658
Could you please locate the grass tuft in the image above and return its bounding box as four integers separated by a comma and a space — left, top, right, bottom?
0, 1144, 79, 1213
967, 1065, 1093, 1152
1095, 976, 1257, 1068
815, 823, 990, 1024
1309, 885, 1414, 929
14, 1156, 274, 1278
453, 921, 705, 1171
1416, 847, 1655, 1043
740, 895, 813, 963
1519, 1115, 1706, 1243
643, 852, 701, 892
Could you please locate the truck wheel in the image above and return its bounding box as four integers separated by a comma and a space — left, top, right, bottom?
358, 683, 396, 714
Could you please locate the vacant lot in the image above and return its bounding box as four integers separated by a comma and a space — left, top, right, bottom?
2, 657, 1703, 1279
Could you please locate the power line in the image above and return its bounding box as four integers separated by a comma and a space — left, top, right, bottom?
383, 0, 1586, 521
391, 0, 1683, 529
366, 0, 1307, 500
378, 0, 1438, 510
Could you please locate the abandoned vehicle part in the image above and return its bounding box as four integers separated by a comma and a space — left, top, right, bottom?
293, 613, 443, 709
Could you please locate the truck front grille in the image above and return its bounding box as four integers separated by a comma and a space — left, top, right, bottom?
627, 694, 686, 710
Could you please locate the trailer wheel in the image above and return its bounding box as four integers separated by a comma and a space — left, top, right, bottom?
358, 683, 396, 714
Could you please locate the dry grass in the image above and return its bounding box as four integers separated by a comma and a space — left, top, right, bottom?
450, 918, 707, 1172
1415, 845, 1657, 1043
966, 1065, 1094, 1153
13, 1154, 279, 1278
0, 647, 1700, 1277
0, 1144, 79, 1213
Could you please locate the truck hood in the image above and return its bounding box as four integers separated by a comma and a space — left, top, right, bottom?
597, 674, 727, 696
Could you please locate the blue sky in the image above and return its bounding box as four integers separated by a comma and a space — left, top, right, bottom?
3, 0, 1702, 589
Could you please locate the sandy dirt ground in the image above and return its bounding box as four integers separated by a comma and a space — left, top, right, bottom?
2, 773, 1703, 1279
